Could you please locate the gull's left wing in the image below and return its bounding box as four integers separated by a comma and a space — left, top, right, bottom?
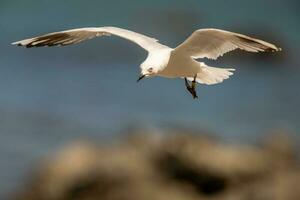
12, 27, 167, 52
173, 28, 281, 60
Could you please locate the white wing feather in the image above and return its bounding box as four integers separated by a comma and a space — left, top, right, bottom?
12, 27, 167, 52
174, 28, 281, 60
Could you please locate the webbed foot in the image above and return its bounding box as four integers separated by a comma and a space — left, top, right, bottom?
184, 75, 198, 99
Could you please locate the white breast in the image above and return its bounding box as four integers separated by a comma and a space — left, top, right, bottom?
158, 51, 201, 78
147, 48, 172, 68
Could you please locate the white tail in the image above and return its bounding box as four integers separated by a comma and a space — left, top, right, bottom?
188, 64, 235, 85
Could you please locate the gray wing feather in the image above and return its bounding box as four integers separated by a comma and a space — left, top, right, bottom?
174, 28, 281, 60
12, 27, 166, 52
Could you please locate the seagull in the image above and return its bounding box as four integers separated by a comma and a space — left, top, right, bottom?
12, 26, 281, 99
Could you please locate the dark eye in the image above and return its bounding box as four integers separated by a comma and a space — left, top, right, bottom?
147, 67, 153, 73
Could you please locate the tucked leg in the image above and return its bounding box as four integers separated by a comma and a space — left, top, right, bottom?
191, 74, 198, 99
184, 75, 198, 99
185, 77, 191, 89
191, 74, 197, 90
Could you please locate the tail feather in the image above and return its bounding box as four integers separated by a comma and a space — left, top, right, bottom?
187, 65, 235, 85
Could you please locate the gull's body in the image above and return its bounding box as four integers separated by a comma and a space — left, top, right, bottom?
13, 26, 281, 98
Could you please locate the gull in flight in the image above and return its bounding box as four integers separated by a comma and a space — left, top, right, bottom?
12, 26, 281, 98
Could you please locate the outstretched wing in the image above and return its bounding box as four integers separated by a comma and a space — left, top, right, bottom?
12, 26, 167, 52
173, 28, 281, 60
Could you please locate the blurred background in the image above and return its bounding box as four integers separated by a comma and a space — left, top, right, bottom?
0, 0, 300, 199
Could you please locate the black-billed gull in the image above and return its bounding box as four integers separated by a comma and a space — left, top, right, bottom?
12, 27, 281, 99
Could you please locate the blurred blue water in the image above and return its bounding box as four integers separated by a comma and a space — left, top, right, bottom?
0, 0, 299, 197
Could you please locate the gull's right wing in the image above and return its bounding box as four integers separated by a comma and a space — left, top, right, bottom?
173, 28, 281, 60
12, 26, 167, 52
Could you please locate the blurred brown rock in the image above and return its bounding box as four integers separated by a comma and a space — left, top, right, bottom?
13, 130, 300, 200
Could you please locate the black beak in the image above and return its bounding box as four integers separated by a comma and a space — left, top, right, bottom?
137, 74, 146, 82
